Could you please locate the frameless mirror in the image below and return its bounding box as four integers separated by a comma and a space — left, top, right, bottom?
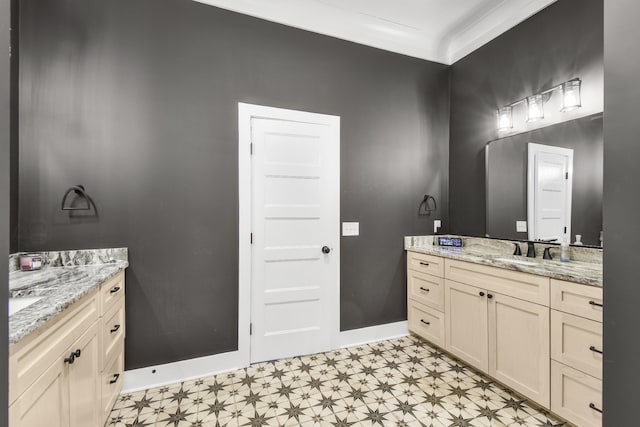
485, 113, 603, 247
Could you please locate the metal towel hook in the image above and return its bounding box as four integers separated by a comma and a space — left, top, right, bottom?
61, 185, 91, 211
418, 195, 437, 216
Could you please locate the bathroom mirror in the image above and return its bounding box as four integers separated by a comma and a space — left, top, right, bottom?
485, 113, 603, 247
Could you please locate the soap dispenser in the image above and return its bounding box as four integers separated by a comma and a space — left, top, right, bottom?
560, 234, 571, 262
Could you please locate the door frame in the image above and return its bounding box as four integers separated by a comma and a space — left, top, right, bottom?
238, 102, 341, 365
527, 143, 574, 242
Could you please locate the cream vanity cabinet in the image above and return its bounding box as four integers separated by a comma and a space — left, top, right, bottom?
9, 271, 126, 427
444, 259, 550, 407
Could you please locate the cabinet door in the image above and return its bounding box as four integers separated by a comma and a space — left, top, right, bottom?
445, 280, 488, 371
488, 293, 550, 407
67, 321, 101, 427
9, 357, 68, 427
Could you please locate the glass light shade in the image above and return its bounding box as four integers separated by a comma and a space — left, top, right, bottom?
562, 79, 582, 111
526, 95, 544, 122
496, 106, 513, 131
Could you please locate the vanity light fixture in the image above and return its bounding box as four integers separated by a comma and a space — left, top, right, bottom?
561, 79, 582, 111
526, 95, 544, 122
496, 106, 513, 131
496, 78, 582, 131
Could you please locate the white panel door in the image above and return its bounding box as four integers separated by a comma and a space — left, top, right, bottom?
528, 143, 573, 242
250, 115, 339, 363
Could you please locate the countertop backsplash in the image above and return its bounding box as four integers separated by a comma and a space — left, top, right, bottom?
406, 235, 602, 264
9, 247, 129, 273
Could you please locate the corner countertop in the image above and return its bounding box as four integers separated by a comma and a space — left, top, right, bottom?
405, 236, 602, 288
9, 261, 128, 345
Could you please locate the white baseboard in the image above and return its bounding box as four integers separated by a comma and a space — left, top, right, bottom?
122, 350, 248, 393
337, 320, 409, 348
122, 321, 408, 393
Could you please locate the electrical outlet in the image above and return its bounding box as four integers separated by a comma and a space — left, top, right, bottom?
516, 221, 527, 233
342, 222, 359, 236
434, 220, 442, 233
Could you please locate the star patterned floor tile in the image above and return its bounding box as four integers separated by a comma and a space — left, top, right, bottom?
108, 335, 567, 427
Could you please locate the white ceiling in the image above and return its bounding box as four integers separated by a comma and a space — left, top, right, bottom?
194, 0, 557, 64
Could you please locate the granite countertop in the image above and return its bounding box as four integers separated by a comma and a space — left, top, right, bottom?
9, 261, 128, 345
405, 236, 602, 288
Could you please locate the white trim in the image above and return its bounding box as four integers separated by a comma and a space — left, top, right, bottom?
121, 350, 244, 393
527, 143, 574, 242
194, 0, 556, 65
238, 103, 341, 363
337, 321, 409, 348
122, 321, 408, 392
448, 0, 557, 63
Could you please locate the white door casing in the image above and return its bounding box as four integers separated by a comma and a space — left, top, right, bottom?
238, 103, 340, 364
527, 143, 574, 242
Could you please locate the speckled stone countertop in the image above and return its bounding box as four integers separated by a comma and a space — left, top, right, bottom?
405, 236, 602, 288
9, 248, 128, 345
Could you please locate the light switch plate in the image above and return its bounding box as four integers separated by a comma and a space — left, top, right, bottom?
342, 222, 360, 236
434, 220, 442, 233
516, 221, 527, 232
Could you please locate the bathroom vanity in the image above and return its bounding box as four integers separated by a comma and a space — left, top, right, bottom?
406, 236, 603, 427
7, 249, 128, 427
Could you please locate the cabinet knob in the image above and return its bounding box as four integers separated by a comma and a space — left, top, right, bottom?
479, 292, 485, 297
321, 246, 331, 254
487, 294, 494, 299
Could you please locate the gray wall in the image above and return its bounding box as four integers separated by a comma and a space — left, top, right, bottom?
1, 0, 11, 423
17, 0, 450, 369
449, 0, 603, 236
603, 0, 640, 423
486, 115, 603, 246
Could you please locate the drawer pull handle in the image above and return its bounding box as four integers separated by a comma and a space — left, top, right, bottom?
110, 373, 120, 384
589, 403, 603, 413
589, 300, 603, 308
479, 292, 485, 297
589, 345, 603, 354
419, 262, 430, 266
110, 324, 121, 333
420, 319, 430, 326
64, 349, 81, 364
110, 286, 121, 294
419, 287, 430, 292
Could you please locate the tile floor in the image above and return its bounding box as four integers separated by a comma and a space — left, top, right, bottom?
107, 335, 565, 427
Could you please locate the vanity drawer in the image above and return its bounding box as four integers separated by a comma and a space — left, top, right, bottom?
9, 290, 100, 405
408, 300, 445, 348
408, 270, 444, 312
101, 301, 125, 369
445, 259, 550, 306
551, 361, 602, 427
407, 251, 444, 278
551, 310, 602, 379
100, 272, 125, 316
101, 342, 124, 422
551, 279, 602, 322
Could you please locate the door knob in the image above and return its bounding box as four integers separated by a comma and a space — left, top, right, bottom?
322, 246, 331, 254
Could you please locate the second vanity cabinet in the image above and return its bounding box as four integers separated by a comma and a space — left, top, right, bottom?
9, 271, 126, 427
407, 250, 603, 426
